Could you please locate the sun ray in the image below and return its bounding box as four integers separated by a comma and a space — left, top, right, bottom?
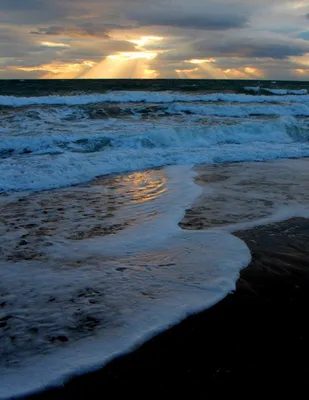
10, 61, 95, 79
175, 60, 264, 79
40, 41, 70, 48
128, 36, 163, 50
185, 58, 216, 65
175, 68, 199, 78
80, 49, 158, 79
79, 36, 163, 79
197, 63, 220, 78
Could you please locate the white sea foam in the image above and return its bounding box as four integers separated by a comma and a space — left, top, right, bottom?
190, 158, 309, 232
244, 86, 261, 93
4, 103, 309, 132
1, 116, 309, 192
2, 83, 309, 399
2, 158, 309, 398
244, 86, 308, 95
3, 91, 309, 106
168, 102, 309, 117
0, 165, 251, 399
263, 88, 308, 95
1, 116, 304, 152
2, 90, 309, 194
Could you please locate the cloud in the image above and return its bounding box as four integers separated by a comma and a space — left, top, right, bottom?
30, 23, 111, 38
61, 39, 135, 60
1, 0, 45, 11
0, 0, 87, 24
128, 8, 248, 30
195, 37, 309, 59
298, 31, 309, 40
40, 41, 71, 49
2, 0, 309, 79
0, 27, 45, 58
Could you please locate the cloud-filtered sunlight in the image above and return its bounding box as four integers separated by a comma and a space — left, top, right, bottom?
40, 41, 71, 48
80, 36, 162, 78
2, 0, 309, 79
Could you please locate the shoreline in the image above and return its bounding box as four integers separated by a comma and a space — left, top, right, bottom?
21, 217, 309, 398
1, 164, 249, 399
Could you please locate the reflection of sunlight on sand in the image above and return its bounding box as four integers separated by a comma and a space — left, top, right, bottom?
0, 169, 170, 264
0, 164, 251, 399
111, 170, 167, 204
5, 159, 309, 397
47, 166, 202, 258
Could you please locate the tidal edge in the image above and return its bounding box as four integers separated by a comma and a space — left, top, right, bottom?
19, 217, 309, 398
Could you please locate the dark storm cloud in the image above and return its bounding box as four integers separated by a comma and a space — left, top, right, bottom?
0, 69, 46, 79
1, 0, 45, 11
0, 0, 86, 24
31, 23, 110, 38
0, 28, 44, 57
61, 39, 135, 60
2, 0, 309, 79
195, 38, 309, 59
1, 43, 42, 58
127, 10, 248, 30
0, 25, 134, 66
1, 0, 250, 30
298, 30, 309, 40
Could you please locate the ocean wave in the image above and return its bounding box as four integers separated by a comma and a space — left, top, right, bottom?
3, 102, 309, 129
165, 102, 309, 117
1, 117, 309, 192
264, 88, 308, 95
244, 86, 308, 95
3, 91, 309, 107
0, 117, 306, 157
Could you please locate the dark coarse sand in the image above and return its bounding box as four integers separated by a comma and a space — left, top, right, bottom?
23, 218, 309, 398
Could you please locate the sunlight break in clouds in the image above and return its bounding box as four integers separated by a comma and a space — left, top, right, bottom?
175, 63, 264, 79
3, 0, 309, 79
11, 61, 96, 79
80, 36, 163, 78
186, 58, 216, 64
175, 67, 199, 78
129, 36, 163, 49
40, 41, 70, 48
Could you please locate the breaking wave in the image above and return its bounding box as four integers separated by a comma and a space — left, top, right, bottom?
3, 91, 309, 107
1, 116, 309, 192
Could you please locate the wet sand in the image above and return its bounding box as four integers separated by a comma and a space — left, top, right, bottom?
21, 216, 309, 398
6, 159, 309, 398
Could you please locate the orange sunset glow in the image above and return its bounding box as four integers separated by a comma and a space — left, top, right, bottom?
80, 35, 163, 78
34, 36, 163, 79
2, 0, 309, 80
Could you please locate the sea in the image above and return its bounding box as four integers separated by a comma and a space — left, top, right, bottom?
2, 79, 309, 398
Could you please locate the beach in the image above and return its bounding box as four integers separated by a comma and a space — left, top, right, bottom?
1, 159, 308, 397
21, 216, 309, 398
2, 80, 309, 397
5, 0, 309, 392
0, 164, 251, 398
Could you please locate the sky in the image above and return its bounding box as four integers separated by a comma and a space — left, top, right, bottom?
1, 0, 309, 79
